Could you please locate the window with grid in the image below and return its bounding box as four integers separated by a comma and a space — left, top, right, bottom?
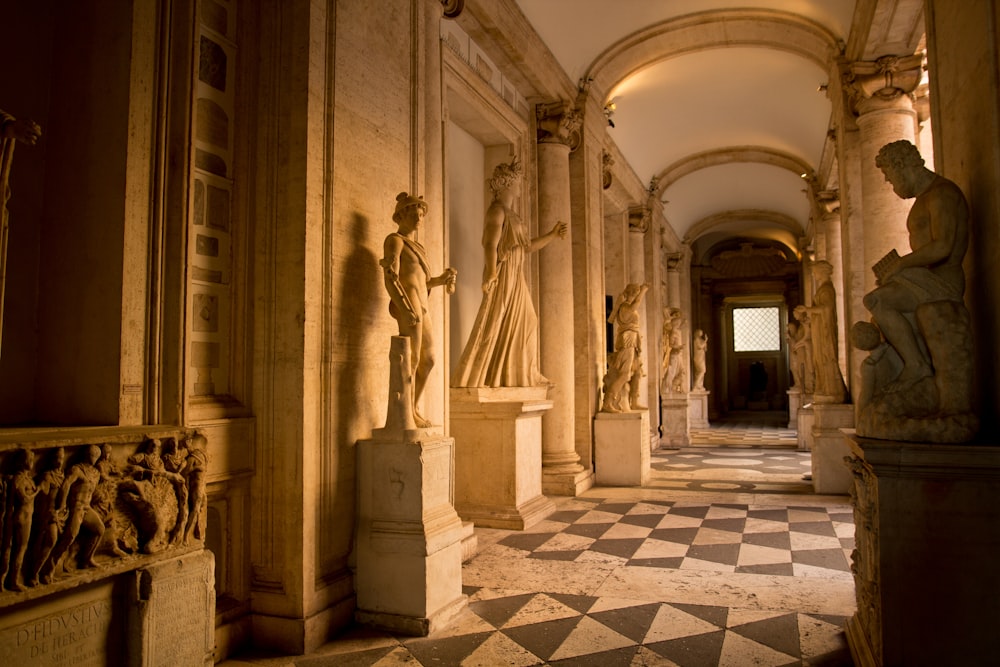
732, 307, 781, 352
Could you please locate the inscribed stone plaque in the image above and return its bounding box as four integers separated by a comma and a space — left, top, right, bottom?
130, 550, 215, 666
0, 581, 121, 666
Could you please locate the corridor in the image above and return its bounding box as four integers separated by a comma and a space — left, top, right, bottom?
221, 416, 856, 666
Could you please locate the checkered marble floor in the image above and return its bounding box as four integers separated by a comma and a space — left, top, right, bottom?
221, 493, 856, 667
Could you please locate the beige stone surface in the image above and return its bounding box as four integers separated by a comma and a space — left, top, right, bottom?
594, 411, 650, 487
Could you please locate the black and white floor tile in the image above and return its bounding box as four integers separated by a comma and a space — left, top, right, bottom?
221, 418, 857, 667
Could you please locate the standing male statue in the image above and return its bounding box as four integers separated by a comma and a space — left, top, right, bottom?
381, 192, 457, 428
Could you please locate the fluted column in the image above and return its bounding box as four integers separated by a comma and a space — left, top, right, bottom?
628, 207, 650, 409
849, 54, 923, 294
536, 102, 587, 494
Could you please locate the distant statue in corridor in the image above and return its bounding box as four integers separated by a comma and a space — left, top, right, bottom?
854, 140, 977, 442
451, 157, 566, 388
804, 261, 847, 404
691, 328, 708, 391
601, 283, 649, 412
660, 308, 686, 395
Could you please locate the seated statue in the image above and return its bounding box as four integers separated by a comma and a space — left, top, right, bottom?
854, 140, 977, 442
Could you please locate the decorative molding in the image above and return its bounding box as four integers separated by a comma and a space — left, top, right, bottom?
710, 242, 789, 278
536, 101, 583, 149
628, 206, 650, 233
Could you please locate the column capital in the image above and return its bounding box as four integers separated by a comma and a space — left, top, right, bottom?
536, 101, 583, 148
628, 206, 650, 233
845, 53, 924, 114
602, 151, 614, 190
440, 0, 464, 18
665, 252, 683, 272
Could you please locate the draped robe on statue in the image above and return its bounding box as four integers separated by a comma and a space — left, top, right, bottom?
451, 204, 548, 387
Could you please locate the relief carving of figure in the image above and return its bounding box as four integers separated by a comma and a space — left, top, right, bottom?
181, 433, 208, 544
661, 308, 686, 395
601, 283, 649, 412
855, 140, 978, 442
39, 445, 104, 583
27, 447, 65, 587
804, 261, 847, 404
692, 329, 708, 391
1, 449, 39, 591
452, 157, 566, 388
119, 438, 179, 554
92, 444, 130, 558
381, 193, 457, 427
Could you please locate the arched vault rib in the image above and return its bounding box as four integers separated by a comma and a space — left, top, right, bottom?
683, 209, 804, 248
584, 8, 841, 103
651, 146, 813, 199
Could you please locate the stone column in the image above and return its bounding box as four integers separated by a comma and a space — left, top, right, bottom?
536, 102, 590, 495
665, 252, 682, 310
628, 206, 650, 410
849, 54, 923, 295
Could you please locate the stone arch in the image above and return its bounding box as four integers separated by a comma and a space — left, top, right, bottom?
584, 9, 841, 104
650, 146, 813, 199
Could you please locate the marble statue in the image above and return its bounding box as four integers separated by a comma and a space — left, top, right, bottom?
661, 308, 686, 395
804, 261, 847, 403
854, 139, 978, 442
381, 192, 457, 428
692, 328, 708, 391
182, 433, 209, 544
601, 283, 650, 412
0, 110, 42, 358
451, 157, 566, 388
791, 306, 815, 393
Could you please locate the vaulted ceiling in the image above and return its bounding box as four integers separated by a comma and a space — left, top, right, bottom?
514, 0, 926, 261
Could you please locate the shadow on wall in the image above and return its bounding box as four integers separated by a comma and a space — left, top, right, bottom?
326, 212, 380, 564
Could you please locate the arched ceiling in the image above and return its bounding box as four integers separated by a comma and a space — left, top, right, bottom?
514, 1, 859, 256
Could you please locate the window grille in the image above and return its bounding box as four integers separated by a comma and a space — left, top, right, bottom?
732, 307, 781, 352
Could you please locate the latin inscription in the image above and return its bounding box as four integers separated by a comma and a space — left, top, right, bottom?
2, 599, 112, 666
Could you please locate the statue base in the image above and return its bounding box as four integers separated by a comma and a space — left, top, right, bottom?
356, 432, 467, 636
796, 404, 815, 452
810, 403, 855, 494
659, 395, 690, 448
787, 388, 812, 428
594, 411, 650, 486
845, 435, 1000, 666
688, 389, 710, 428
450, 387, 556, 529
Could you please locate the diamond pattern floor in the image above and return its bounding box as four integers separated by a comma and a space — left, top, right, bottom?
220, 416, 856, 666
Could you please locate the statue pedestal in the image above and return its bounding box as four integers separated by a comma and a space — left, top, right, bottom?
796, 404, 815, 452
450, 388, 556, 529
787, 388, 811, 428
845, 436, 1000, 666
688, 389, 710, 428
594, 411, 650, 486
659, 395, 690, 448
356, 432, 468, 636
810, 404, 854, 493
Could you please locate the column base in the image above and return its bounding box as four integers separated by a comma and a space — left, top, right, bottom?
451, 388, 556, 529
810, 404, 854, 494
787, 389, 811, 428
356, 434, 467, 636
660, 395, 690, 448
595, 411, 650, 486
542, 466, 595, 496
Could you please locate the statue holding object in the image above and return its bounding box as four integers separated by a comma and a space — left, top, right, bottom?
853, 140, 977, 442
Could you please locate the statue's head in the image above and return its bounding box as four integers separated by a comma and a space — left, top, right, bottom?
875, 140, 924, 172
812, 260, 833, 280
392, 192, 428, 223
488, 157, 522, 195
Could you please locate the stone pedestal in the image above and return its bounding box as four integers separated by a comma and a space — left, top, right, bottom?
356, 432, 467, 636
688, 389, 710, 428
594, 411, 650, 486
0, 550, 215, 667
450, 387, 556, 529
796, 405, 815, 452
660, 395, 690, 448
787, 388, 811, 428
845, 436, 1000, 666
810, 404, 855, 494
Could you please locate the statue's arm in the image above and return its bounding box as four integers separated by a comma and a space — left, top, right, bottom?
380, 235, 419, 325
528, 220, 567, 253
481, 205, 503, 291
